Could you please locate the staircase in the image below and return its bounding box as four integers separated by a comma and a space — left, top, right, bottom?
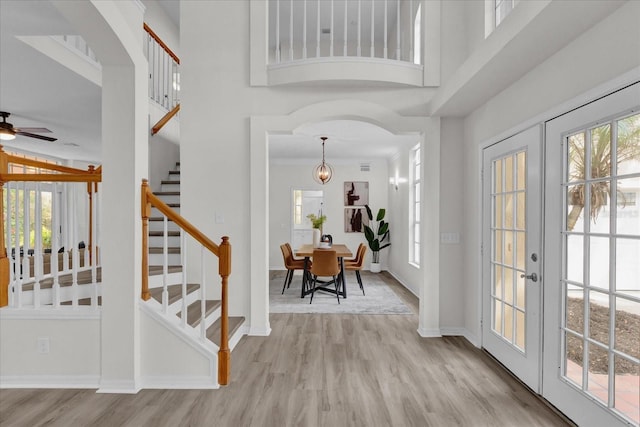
143, 162, 246, 385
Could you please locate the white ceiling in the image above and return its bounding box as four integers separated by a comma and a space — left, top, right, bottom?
0, 0, 413, 164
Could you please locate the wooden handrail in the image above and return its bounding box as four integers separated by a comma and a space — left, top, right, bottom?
141, 179, 232, 385
0, 146, 102, 307
151, 103, 180, 136
143, 23, 180, 65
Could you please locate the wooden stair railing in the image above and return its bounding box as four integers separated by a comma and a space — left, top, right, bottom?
144, 22, 180, 136
0, 146, 102, 307
141, 179, 232, 385
151, 103, 180, 136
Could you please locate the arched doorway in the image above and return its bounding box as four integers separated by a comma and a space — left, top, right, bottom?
250, 100, 441, 338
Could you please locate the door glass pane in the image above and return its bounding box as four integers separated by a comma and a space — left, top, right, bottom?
587, 342, 609, 405
616, 178, 639, 236
490, 150, 527, 347
565, 332, 584, 387
591, 124, 611, 179
568, 132, 585, 183
566, 284, 584, 334
617, 113, 640, 176
566, 185, 585, 233
566, 234, 584, 284
614, 355, 640, 425
588, 290, 609, 347
616, 238, 639, 297
614, 297, 639, 360
589, 236, 610, 291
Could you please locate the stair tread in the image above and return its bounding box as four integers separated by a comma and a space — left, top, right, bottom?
168, 171, 180, 175
207, 316, 245, 347
154, 191, 180, 196
22, 268, 102, 290
149, 217, 175, 222
177, 299, 221, 327
149, 247, 181, 254
161, 180, 180, 185
148, 265, 182, 275
149, 283, 199, 305
148, 230, 181, 237
61, 296, 102, 306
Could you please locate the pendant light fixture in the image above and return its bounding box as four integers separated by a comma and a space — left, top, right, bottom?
313, 136, 333, 184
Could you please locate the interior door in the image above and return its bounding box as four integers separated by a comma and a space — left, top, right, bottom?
482, 125, 542, 392
543, 83, 640, 427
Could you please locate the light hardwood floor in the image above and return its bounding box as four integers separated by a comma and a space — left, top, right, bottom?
0, 272, 572, 426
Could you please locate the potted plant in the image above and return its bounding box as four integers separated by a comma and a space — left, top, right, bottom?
307, 213, 327, 247
363, 205, 390, 273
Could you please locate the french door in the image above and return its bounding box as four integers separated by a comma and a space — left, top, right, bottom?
482, 125, 543, 392
543, 83, 640, 427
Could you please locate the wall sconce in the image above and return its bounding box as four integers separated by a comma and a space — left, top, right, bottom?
389, 172, 407, 191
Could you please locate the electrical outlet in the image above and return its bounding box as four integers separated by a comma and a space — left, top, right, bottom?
37, 337, 50, 354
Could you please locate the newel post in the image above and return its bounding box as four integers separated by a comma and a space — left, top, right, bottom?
0, 146, 8, 307
218, 236, 232, 385
141, 179, 151, 300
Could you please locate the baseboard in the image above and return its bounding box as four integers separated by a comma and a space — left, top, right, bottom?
417, 327, 442, 337
97, 379, 140, 394
462, 329, 481, 348
0, 374, 100, 389
386, 270, 419, 298
141, 376, 219, 390
248, 324, 271, 336
0, 307, 101, 320
439, 327, 481, 348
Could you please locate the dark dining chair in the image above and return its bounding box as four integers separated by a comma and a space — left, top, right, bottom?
280, 243, 309, 294
309, 249, 341, 304
344, 243, 367, 295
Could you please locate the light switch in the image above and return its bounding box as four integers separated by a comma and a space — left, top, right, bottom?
440, 232, 460, 244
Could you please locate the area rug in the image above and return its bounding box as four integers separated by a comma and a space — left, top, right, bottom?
269, 271, 412, 314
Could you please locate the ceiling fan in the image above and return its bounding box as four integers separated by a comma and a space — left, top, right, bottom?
0, 111, 57, 142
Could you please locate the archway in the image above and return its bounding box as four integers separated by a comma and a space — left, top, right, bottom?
250, 100, 441, 337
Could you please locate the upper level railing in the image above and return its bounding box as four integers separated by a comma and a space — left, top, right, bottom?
0, 147, 102, 308
269, 0, 422, 66
141, 180, 232, 385
144, 23, 180, 112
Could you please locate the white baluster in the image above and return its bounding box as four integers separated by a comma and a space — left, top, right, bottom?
33, 183, 41, 308
357, 0, 362, 57
181, 230, 187, 328
330, 0, 334, 57
52, 183, 60, 307
316, 0, 321, 57
289, 0, 294, 61
371, 0, 375, 57
384, 0, 388, 59
162, 215, 169, 313
71, 184, 78, 307
200, 247, 206, 340
91, 183, 98, 307
14, 182, 21, 308
5, 182, 13, 307
302, 0, 307, 59
276, 0, 281, 63
343, 0, 348, 56
396, 0, 400, 60
22, 181, 30, 270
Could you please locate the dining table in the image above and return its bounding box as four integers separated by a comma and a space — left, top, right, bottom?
295, 243, 353, 299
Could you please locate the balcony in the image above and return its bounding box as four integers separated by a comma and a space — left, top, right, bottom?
251, 0, 440, 87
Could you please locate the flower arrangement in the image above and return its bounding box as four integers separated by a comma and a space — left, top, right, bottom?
306, 213, 327, 230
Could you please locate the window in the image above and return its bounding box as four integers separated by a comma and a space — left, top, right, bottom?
485, 0, 519, 37
413, 4, 422, 65
410, 144, 421, 266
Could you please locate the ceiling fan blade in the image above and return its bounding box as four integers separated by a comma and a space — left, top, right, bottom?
14, 127, 52, 133
15, 131, 57, 142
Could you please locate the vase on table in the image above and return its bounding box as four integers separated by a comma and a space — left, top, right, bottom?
312, 229, 321, 248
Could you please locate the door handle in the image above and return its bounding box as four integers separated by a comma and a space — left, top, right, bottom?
520, 272, 538, 282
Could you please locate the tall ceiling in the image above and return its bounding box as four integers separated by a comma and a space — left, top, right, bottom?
0, 0, 414, 165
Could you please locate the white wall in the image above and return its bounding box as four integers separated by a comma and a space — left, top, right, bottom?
0, 317, 100, 387
269, 160, 389, 270
181, 1, 438, 332
460, 0, 640, 342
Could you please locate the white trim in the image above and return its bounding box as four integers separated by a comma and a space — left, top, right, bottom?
140, 376, 219, 390
97, 379, 140, 394
248, 325, 272, 336
417, 327, 442, 338
0, 375, 100, 389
